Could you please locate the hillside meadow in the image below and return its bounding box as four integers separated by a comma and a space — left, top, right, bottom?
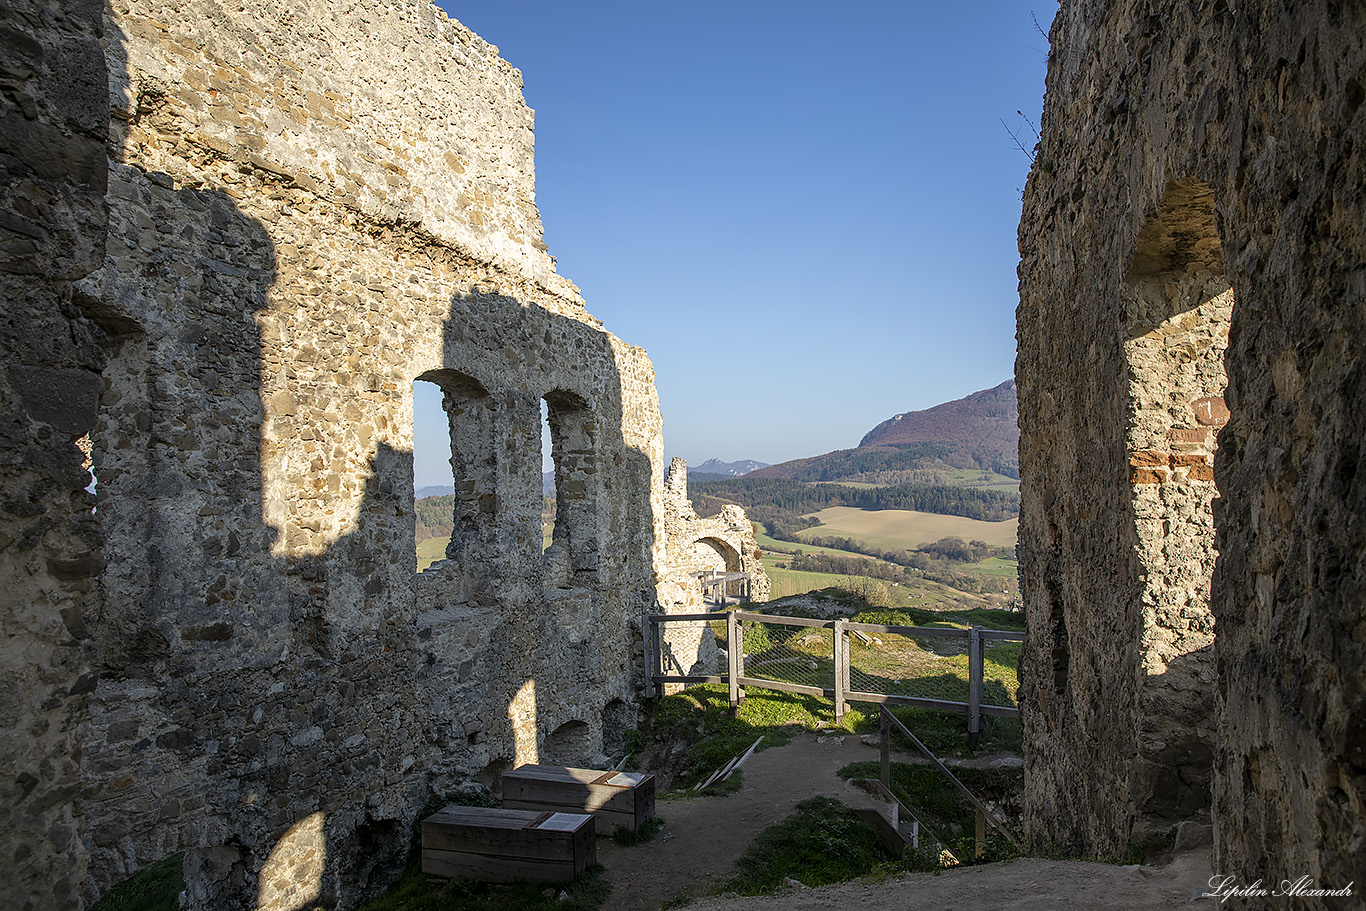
795, 506, 1019, 551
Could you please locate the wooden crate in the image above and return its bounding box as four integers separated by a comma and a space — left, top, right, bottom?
421, 805, 595, 883
502, 764, 656, 833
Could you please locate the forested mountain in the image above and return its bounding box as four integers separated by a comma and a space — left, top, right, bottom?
860, 380, 1017, 453
691, 382, 1020, 531
748, 381, 1018, 483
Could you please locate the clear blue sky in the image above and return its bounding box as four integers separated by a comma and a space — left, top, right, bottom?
415, 1, 1050, 489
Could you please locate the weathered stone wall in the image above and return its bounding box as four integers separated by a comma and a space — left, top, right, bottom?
1017, 0, 1365, 894
1, 2, 673, 908
0, 3, 110, 909
660, 458, 770, 609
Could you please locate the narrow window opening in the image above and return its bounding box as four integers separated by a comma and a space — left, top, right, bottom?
413, 378, 455, 572
542, 390, 597, 583
540, 399, 554, 553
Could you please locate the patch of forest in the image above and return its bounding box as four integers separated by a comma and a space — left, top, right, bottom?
688, 475, 1019, 528
414, 494, 454, 543
745, 440, 1018, 485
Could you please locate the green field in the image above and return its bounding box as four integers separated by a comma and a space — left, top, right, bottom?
762, 563, 858, 600
956, 556, 1018, 577
944, 469, 1021, 491
417, 535, 449, 571
797, 506, 1018, 552
419, 526, 550, 571
760, 553, 1009, 610
754, 528, 881, 559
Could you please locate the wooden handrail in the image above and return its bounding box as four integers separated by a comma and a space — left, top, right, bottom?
878, 704, 1021, 851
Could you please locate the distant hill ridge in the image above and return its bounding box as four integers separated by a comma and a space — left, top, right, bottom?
749, 381, 1019, 482
692, 458, 770, 477
861, 380, 1017, 452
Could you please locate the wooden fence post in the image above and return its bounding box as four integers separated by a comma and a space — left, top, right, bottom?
832, 619, 847, 723
643, 615, 656, 699
880, 707, 891, 792
727, 609, 742, 708
968, 626, 983, 749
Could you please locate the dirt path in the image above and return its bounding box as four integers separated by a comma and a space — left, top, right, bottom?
596, 731, 892, 910
595, 731, 1211, 911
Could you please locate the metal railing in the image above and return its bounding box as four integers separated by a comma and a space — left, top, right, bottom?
644, 609, 1023, 743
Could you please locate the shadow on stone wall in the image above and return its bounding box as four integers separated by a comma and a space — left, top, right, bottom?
8, 4, 665, 907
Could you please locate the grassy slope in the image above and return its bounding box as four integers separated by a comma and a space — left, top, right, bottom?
796, 506, 1018, 551
754, 528, 881, 559
416, 536, 449, 572
759, 556, 1010, 611
943, 469, 1021, 492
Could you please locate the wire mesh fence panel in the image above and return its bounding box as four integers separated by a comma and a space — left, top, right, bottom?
740, 616, 833, 694
981, 637, 1022, 708
656, 617, 727, 680
847, 628, 973, 705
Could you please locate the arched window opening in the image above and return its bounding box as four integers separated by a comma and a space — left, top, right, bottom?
413, 369, 492, 573
688, 536, 743, 603
412, 378, 455, 571
542, 390, 598, 584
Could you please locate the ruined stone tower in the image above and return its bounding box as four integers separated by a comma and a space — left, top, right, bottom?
0, 1, 715, 907
1017, 0, 1364, 896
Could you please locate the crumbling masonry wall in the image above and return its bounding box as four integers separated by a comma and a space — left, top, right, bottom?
654, 458, 770, 680
1, 2, 673, 909
1017, 0, 1365, 894
660, 458, 770, 610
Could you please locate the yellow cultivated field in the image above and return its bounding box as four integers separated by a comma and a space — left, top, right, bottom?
796, 506, 1018, 552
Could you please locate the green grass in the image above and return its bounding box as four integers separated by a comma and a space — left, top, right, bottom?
943, 469, 1021, 491
89, 854, 183, 911
795, 507, 1018, 552
754, 528, 884, 559
837, 761, 1023, 867
852, 704, 1022, 757
713, 796, 898, 895
761, 563, 856, 600
952, 556, 1019, 578
692, 599, 1023, 757
417, 535, 450, 571
630, 684, 851, 790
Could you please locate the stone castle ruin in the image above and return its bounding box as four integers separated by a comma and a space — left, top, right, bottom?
660, 458, 771, 612
1017, 0, 1364, 898
6, 0, 1363, 908
1, 1, 761, 907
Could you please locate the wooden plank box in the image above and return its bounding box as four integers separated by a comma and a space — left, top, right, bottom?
421, 805, 595, 884
503, 764, 656, 833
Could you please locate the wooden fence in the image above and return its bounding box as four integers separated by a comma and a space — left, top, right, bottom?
644, 609, 1023, 745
